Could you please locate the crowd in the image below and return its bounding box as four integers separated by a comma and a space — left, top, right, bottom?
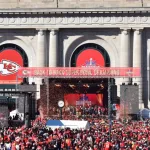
47, 105, 108, 118
0, 113, 149, 150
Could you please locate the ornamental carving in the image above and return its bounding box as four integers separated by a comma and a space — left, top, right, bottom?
117, 17, 123, 22
75, 17, 80, 24
44, 17, 51, 23
141, 16, 148, 22
0, 14, 150, 27
105, 17, 111, 22
134, 29, 142, 35
121, 29, 130, 35
9, 18, 15, 23
0, 18, 4, 23
38, 30, 44, 36
21, 17, 27, 23
56, 17, 63, 23
33, 17, 39, 23
129, 17, 135, 22
92, 17, 99, 23
99, 17, 103, 24
68, 17, 75, 23
50, 29, 57, 36
87, 17, 92, 24
80, 17, 87, 23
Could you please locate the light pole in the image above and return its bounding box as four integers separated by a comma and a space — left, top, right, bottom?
58, 100, 64, 120
108, 78, 112, 142
46, 78, 50, 116
124, 87, 128, 124
82, 94, 86, 120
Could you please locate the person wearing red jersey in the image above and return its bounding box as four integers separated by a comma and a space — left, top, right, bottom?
103, 141, 112, 150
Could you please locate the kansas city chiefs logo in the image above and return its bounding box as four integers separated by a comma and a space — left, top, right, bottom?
0, 60, 20, 75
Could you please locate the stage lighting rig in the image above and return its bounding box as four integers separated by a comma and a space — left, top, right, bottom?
83, 84, 90, 88
55, 83, 61, 87
69, 84, 76, 89
97, 83, 104, 89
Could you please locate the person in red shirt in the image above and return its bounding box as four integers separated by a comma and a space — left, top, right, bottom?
94, 144, 98, 150
66, 138, 72, 149
120, 141, 125, 149
103, 141, 112, 150
11, 142, 16, 150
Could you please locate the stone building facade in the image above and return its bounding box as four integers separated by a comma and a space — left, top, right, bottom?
0, 0, 150, 109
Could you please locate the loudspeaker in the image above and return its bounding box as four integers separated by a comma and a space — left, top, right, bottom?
31, 97, 36, 120
28, 94, 36, 120
120, 85, 139, 114
23, 78, 29, 84
110, 85, 117, 104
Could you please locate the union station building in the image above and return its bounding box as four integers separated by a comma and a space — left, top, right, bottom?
0, 0, 150, 115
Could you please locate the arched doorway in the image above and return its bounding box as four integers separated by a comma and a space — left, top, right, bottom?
69, 43, 111, 108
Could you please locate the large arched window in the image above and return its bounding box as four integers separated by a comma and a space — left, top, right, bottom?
71, 43, 110, 67
0, 44, 28, 84
0, 44, 28, 67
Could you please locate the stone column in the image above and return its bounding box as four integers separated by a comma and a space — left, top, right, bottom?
133, 28, 143, 108
148, 65, 150, 109
36, 29, 46, 99
49, 29, 58, 67
120, 28, 131, 83
48, 29, 58, 114
37, 29, 46, 67
118, 29, 131, 97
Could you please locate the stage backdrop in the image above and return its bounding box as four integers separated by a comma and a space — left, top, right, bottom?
0, 49, 23, 84
64, 94, 103, 106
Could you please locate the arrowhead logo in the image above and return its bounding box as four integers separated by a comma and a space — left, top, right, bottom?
22, 70, 30, 75
0, 59, 20, 75
126, 69, 133, 77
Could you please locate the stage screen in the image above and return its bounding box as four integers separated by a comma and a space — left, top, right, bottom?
64, 94, 104, 106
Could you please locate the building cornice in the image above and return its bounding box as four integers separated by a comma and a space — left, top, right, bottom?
0, 7, 150, 14
0, 10, 149, 29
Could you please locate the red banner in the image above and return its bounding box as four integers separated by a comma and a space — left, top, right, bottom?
17, 67, 141, 78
